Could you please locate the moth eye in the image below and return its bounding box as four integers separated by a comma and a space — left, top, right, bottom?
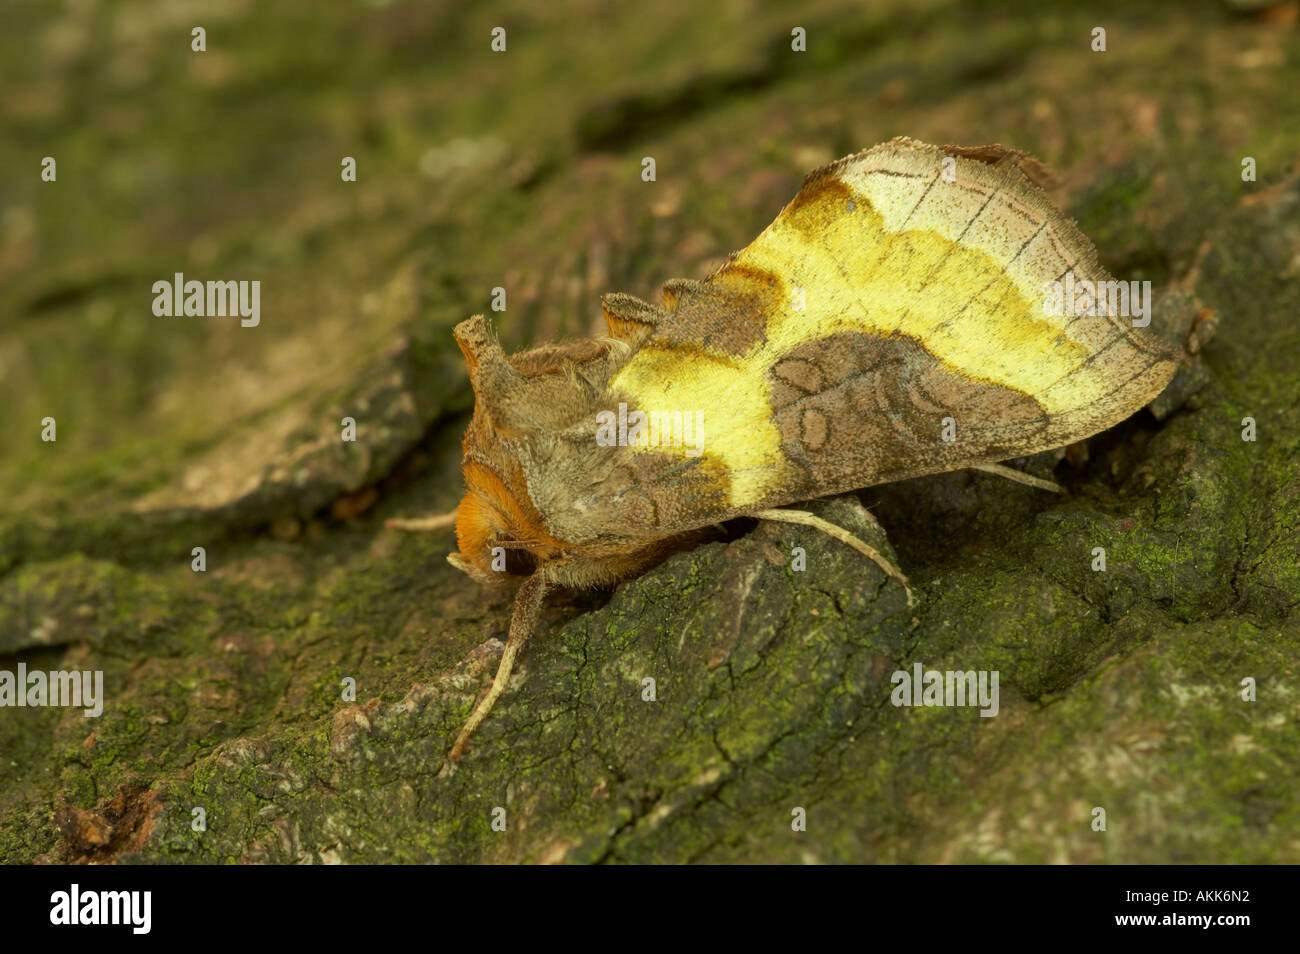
494, 535, 539, 576
504, 546, 537, 576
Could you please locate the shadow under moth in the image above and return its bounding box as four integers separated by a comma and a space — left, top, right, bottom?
389, 136, 1181, 773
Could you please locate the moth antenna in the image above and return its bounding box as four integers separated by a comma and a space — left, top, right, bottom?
494, 538, 542, 550
970, 462, 1065, 494
439, 572, 551, 775
385, 510, 458, 532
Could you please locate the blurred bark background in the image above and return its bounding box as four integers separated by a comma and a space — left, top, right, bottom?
1, 0, 1297, 862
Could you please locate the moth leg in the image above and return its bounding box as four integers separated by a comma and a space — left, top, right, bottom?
385, 511, 458, 532
970, 463, 1064, 494
753, 508, 917, 608
439, 572, 551, 776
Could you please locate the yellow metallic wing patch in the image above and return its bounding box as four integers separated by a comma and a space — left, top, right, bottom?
610, 137, 1176, 511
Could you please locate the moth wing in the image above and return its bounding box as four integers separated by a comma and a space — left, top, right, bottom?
594, 137, 1176, 534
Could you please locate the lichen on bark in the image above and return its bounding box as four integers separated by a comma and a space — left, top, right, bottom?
1, 0, 1297, 864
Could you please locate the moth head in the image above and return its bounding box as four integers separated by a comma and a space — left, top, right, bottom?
448, 453, 557, 583
447, 315, 586, 583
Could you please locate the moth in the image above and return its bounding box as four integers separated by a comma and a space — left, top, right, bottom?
389, 137, 1178, 772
